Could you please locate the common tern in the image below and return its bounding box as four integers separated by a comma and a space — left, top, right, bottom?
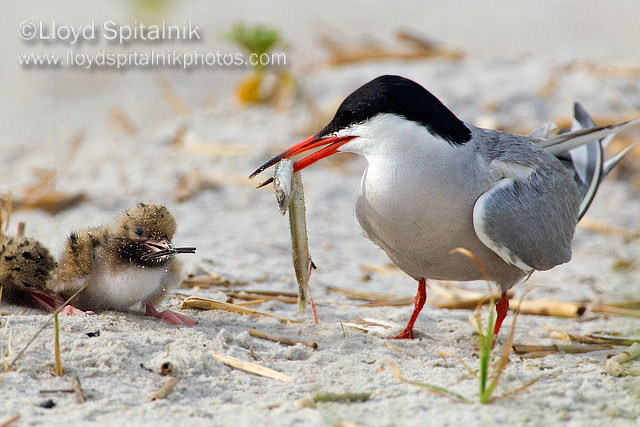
251, 75, 640, 339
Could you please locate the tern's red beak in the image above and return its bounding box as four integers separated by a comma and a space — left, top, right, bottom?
249, 134, 357, 181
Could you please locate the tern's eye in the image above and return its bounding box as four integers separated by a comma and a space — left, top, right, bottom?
134, 227, 144, 236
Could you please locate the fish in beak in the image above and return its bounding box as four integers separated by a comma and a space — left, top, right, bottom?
249, 134, 357, 184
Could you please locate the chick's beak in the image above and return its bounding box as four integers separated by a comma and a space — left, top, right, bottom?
249, 134, 357, 181
144, 237, 172, 254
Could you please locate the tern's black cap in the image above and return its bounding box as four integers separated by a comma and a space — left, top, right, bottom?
317, 75, 471, 146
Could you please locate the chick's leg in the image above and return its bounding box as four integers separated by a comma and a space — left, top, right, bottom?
29, 290, 91, 316
145, 303, 196, 326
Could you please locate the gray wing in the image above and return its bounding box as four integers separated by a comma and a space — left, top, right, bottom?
472, 136, 580, 272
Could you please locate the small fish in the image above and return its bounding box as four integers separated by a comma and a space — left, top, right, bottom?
274, 159, 294, 215
255, 160, 315, 316
285, 167, 311, 314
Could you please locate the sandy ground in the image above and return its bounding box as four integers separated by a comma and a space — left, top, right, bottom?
2, 2, 640, 426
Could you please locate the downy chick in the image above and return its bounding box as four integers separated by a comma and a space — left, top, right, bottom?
0, 235, 60, 309
51, 203, 196, 325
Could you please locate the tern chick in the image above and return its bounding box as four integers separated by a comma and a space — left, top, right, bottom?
251, 75, 640, 340
51, 203, 196, 326
0, 235, 59, 309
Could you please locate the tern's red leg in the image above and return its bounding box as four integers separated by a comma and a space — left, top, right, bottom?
387, 278, 427, 340
493, 290, 509, 337
145, 303, 197, 326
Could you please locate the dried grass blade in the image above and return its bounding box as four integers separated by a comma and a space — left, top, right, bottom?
180, 297, 301, 323
0, 414, 19, 427
248, 328, 317, 349
511, 299, 586, 318
433, 292, 505, 310
209, 350, 291, 382
498, 376, 543, 400
54, 313, 62, 376
590, 304, 640, 318
327, 286, 395, 301
379, 360, 469, 403
512, 343, 612, 354
360, 297, 413, 307
586, 334, 640, 346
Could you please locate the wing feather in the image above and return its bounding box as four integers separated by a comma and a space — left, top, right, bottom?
473, 158, 579, 272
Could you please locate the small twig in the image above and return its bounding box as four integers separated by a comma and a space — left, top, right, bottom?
228, 290, 297, 298
150, 377, 179, 401
604, 343, 640, 376
0, 414, 19, 427
513, 343, 612, 355
72, 376, 87, 403
586, 334, 640, 346
7, 282, 89, 371
209, 350, 291, 382
511, 299, 586, 318
361, 297, 413, 307
248, 328, 317, 350
180, 272, 247, 289
226, 291, 297, 304
180, 297, 302, 323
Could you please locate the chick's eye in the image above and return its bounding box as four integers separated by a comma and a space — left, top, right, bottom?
134, 227, 144, 236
